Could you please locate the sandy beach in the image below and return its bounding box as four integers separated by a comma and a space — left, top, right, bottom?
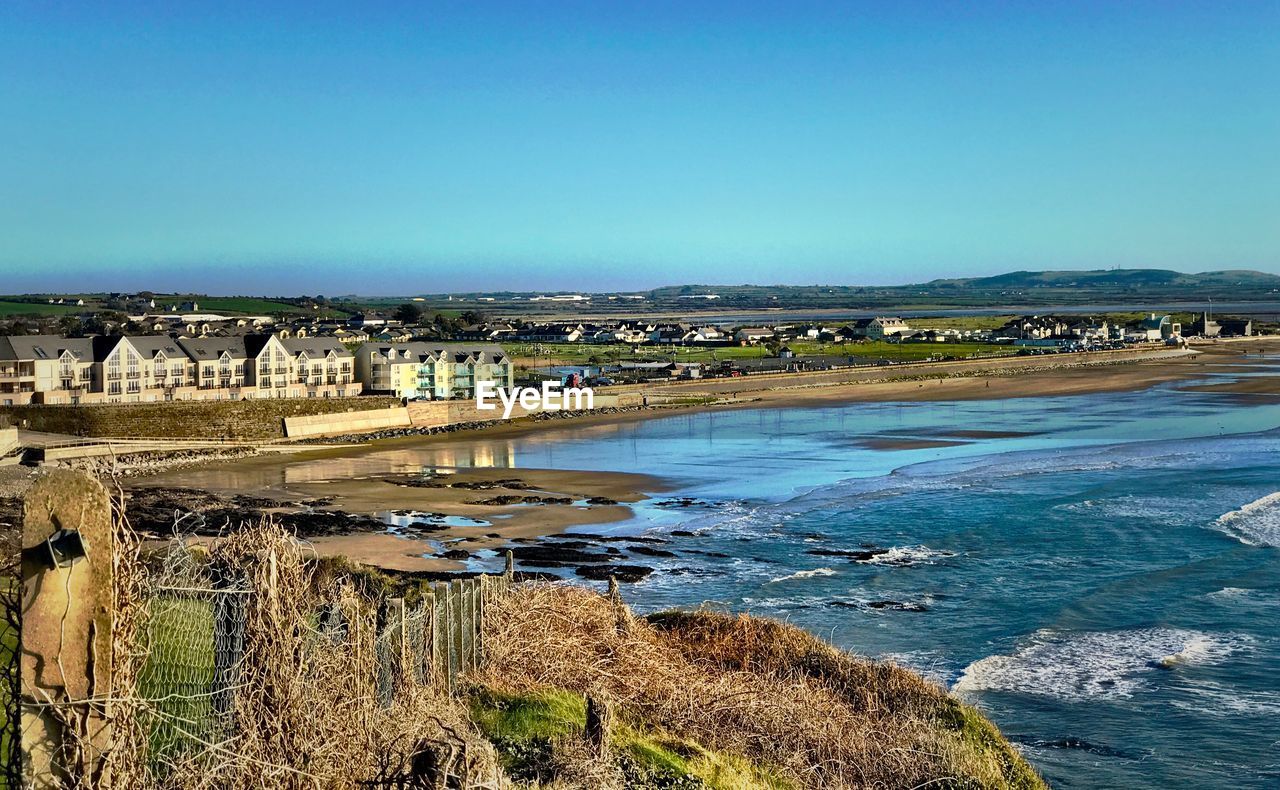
129, 340, 1280, 572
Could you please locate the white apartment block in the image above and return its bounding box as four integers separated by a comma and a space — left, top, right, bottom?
0, 334, 360, 406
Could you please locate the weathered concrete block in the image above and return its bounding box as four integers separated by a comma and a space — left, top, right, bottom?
20, 470, 115, 787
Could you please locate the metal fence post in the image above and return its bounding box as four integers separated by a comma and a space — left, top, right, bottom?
439, 582, 456, 693
211, 573, 245, 735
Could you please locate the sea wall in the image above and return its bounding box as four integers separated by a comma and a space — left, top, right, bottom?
0, 397, 402, 440
284, 407, 412, 438
405, 391, 642, 429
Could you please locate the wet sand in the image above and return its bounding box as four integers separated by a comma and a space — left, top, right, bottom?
138, 459, 669, 572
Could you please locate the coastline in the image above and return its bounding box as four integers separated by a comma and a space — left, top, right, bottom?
126, 340, 1280, 574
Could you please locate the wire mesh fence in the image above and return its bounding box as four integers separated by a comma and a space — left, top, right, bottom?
120, 534, 514, 785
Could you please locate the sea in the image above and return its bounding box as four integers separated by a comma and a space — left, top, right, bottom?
457, 356, 1280, 788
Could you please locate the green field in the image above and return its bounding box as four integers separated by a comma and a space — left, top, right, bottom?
787, 340, 1014, 361
513, 339, 1014, 368
511, 343, 772, 365
0, 299, 83, 317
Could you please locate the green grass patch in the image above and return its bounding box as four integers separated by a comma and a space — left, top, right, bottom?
936, 699, 1048, 789
788, 339, 1014, 361
468, 687, 791, 789
0, 299, 82, 316
191, 297, 315, 315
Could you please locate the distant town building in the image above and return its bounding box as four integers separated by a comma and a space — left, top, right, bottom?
0, 334, 358, 405
355, 342, 513, 400
1189, 312, 1252, 338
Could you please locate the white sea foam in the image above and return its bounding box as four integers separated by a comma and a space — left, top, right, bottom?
1170, 681, 1280, 717
1212, 492, 1280, 547
766, 567, 837, 584
856, 545, 956, 567
953, 628, 1250, 701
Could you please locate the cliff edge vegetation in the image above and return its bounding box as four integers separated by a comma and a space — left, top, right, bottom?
469, 583, 1046, 789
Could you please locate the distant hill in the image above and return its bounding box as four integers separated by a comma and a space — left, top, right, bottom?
922, 269, 1280, 291
637, 269, 1280, 311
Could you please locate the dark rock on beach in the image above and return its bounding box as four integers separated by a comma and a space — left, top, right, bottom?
468, 494, 574, 506
807, 547, 891, 562
508, 544, 615, 564
574, 564, 654, 583
653, 497, 710, 509
627, 545, 677, 558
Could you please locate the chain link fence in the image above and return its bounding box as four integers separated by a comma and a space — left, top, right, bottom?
135, 540, 249, 767
120, 533, 512, 785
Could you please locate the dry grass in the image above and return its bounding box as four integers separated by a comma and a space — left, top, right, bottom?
475, 584, 1045, 790
105, 516, 507, 789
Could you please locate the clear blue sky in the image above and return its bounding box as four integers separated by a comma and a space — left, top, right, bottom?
2, 1, 1277, 295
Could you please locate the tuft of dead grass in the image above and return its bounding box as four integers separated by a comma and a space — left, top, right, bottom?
111, 517, 507, 789
475, 583, 1046, 790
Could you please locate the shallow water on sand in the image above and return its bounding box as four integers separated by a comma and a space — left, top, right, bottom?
446, 358, 1280, 788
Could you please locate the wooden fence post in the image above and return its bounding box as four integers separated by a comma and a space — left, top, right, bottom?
450, 580, 465, 682
438, 582, 456, 693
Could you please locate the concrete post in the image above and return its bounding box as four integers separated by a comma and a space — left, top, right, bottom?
20, 470, 115, 788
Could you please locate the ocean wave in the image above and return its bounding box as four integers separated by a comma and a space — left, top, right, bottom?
855, 545, 956, 567
1170, 681, 1280, 718
1205, 587, 1280, 606
766, 567, 837, 584
1212, 491, 1280, 547
953, 628, 1251, 701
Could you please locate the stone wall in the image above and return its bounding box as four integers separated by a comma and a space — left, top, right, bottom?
0, 397, 402, 440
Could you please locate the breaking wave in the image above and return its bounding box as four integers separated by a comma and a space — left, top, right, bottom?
856, 545, 956, 567
953, 628, 1250, 701
1212, 492, 1280, 547
766, 567, 837, 584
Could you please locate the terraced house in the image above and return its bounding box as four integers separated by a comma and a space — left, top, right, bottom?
0, 334, 359, 405
355, 342, 513, 400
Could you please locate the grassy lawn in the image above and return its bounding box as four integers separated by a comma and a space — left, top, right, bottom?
912, 315, 1016, 332
512, 343, 771, 365
513, 339, 1015, 368
789, 340, 1014, 361
0, 299, 83, 317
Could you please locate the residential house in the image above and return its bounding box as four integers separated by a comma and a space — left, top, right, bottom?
1131, 314, 1180, 342
355, 342, 513, 400
734, 327, 775, 343
0, 336, 95, 405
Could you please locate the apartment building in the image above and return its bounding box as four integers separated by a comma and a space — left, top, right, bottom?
0, 334, 359, 405
355, 342, 513, 400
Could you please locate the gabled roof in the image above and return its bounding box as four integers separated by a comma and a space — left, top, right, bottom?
0, 335, 96, 362
124, 335, 187, 359
177, 336, 250, 361
281, 337, 352, 358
